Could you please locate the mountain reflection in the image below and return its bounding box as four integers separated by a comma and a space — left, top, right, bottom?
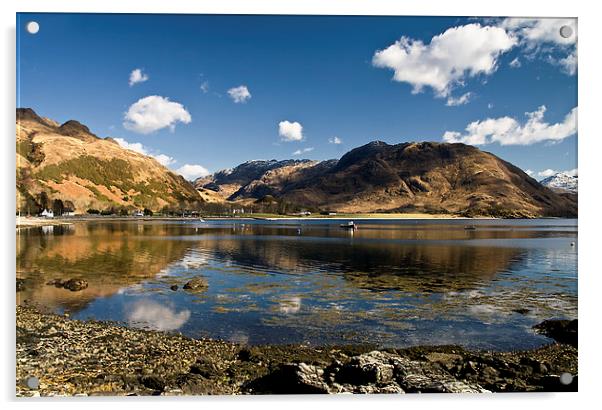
16, 222, 193, 311
17, 220, 570, 312
191, 233, 526, 292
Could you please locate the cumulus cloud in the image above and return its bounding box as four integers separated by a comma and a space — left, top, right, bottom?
123, 96, 191, 134
153, 153, 176, 166
113, 137, 147, 155
292, 147, 314, 156
442, 105, 577, 146
227, 85, 252, 103
446, 92, 473, 106
509, 57, 521, 68
525, 169, 534, 176
501, 18, 577, 75
501, 18, 577, 48
176, 164, 210, 180
538, 168, 578, 178
126, 300, 190, 331
372, 23, 516, 97
329, 136, 342, 144
279, 120, 304, 141
129, 68, 149, 86
113, 137, 175, 166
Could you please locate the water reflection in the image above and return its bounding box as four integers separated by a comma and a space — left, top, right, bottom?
16, 219, 577, 349
278, 296, 302, 314
126, 299, 191, 331
17, 222, 193, 311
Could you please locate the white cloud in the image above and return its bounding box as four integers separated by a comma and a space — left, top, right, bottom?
538, 168, 578, 178
501, 18, 577, 75
525, 169, 534, 176
292, 147, 314, 156
279, 120, 304, 141
129, 68, 149, 86
509, 57, 521, 68
113, 137, 176, 166
501, 18, 577, 48
153, 153, 176, 166
126, 300, 190, 331
372, 23, 516, 97
446, 92, 473, 106
329, 136, 342, 144
558, 50, 577, 75
487, 103, 494, 109
113, 137, 147, 155
176, 164, 210, 180
442, 105, 577, 146
123, 95, 191, 134
227, 85, 252, 103
200, 80, 210, 93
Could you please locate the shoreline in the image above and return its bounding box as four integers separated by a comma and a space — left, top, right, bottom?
16, 305, 577, 396
15, 213, 574, 228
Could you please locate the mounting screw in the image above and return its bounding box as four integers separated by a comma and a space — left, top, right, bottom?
26, 21, 40, 34
560, 25, 573, 39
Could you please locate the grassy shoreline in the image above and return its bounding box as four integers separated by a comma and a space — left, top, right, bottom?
16, 212, 497, 228
16, 305, 577, 396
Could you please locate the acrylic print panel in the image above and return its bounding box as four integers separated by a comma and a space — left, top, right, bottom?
16, 13, 577, 396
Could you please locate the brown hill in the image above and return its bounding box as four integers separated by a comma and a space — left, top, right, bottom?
16, 108, 202, 214
198, 141, 576, 218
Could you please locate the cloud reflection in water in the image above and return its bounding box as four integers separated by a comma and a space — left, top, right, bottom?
126, 299, 191, 331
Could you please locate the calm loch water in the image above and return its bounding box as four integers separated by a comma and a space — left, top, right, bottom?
16, 219, 577, 350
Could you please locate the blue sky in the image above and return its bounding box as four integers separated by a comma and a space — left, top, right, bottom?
17, 13, 577, 180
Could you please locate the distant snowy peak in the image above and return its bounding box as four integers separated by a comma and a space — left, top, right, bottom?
540, 172, 578, 193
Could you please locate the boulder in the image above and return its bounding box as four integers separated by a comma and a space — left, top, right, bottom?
336, 351, 395, 385
533, 319, 577, 347
63, 279, 89, 292
183, 277, 208, 291
244, 363, 330, 394
390, 356, 489, 393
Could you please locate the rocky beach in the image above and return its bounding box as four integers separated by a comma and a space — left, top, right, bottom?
16, 305, 577, 396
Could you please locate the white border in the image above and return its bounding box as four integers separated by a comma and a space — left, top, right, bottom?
2, 1, 599, 409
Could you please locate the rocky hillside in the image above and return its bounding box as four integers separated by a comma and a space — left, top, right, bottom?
194, 159, 321, 200
197, 141, 577, 218
16, 108, 202, 214
540, 172, 578, 193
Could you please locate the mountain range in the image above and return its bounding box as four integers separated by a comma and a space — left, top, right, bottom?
196, 141, 577, 218
16, 109, 576, 218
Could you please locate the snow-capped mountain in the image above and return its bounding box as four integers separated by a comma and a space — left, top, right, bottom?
540, 172, 578, 193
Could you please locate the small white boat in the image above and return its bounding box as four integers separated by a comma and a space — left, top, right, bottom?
340, 221, 357, 230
